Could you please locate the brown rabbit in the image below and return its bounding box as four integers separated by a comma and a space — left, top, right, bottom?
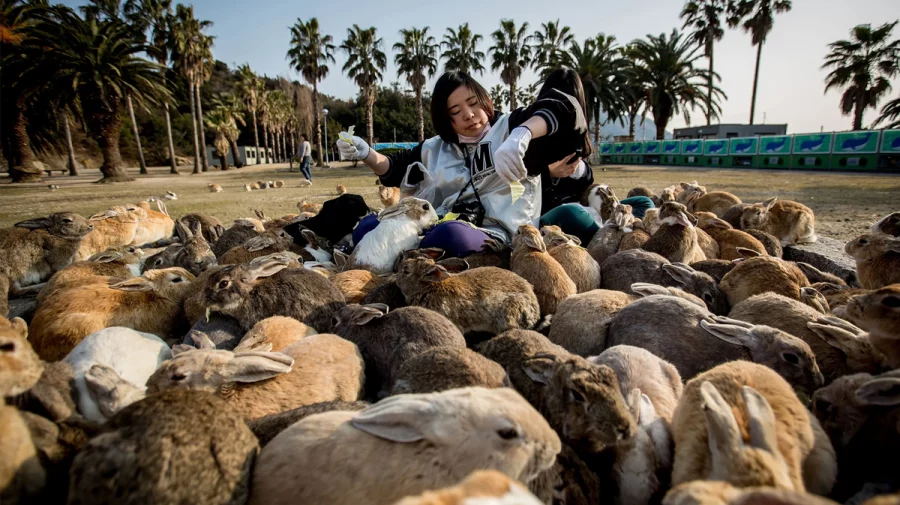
37, 246, 143, 304
171, 220, 217, 276
582, 184, 620, 222
845, 233, 900, 289
336, 184, 347, 195
208, 183, 223, 193
0, 212, 93, 315
872, 212, 900, 237
297, 200, 323, 214
180, 214, 225, 244
643, 202, 706, 264
396, 257, 540, 335
512, 225, 576, 315
587, 204, 636, 266
541, 226, 601, 293
76, 206, 144, 260
378, 186, 401, 208
845, 284, 900, 368
695, 227, 720, 260
676, 181, 706, 204
740, 197, 817, 246
719, 256, 810, 307
688, 191, 742, 218
696, 212, 768, 260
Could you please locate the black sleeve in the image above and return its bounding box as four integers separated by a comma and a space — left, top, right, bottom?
508, 88, 588, 137
378, 143, 424, 187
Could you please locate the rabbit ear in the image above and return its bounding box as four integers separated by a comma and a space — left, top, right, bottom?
245, 236, 276, 252
246, 258, 290, 281
300, 228, 319, 245
350, 304, 388, 326
189, 330, 216, 350
174, 220, 192, 242
679, 182, 691, 191
15, 217, 52, 230
413, 248, 445, 260
631, 283, 670, 298
638, 393, 658, 428
378, 202, 409, 221
254, 209, 268, 221
519, 232, 545, 252
662, 263, 696, 288
855, 377, 900, 407
706, 217, 732, 230
437, 258, 469, 273
190, 220, 203, 238
762, 197, 777, 211
888, 238, 900, 254
90, 209, 118, 221
351, 396, 437, 443
171, 344, 196, 356
700, 319, 756, 349
220, 352, 294, 383
522, 355, 557, 385
333, 250, 349, 268
736, 247, 762, 258
109, 277, 155, 292
742, 386, 779, 454
700, 381, 741, 456
423, 264, 451, 282
481, 238, 504, 252
91, 251, 123, 263
565, 234, 582, 246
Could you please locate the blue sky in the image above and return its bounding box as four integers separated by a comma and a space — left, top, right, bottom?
62, 0, 899, 134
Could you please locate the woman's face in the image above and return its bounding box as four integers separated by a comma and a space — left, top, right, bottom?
447, 85, 489, 137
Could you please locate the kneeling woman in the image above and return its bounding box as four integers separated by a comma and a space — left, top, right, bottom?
338, 71, 588, 257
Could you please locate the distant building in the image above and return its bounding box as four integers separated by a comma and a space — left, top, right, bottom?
206, 146, 272, 167
674, 124, 788, 139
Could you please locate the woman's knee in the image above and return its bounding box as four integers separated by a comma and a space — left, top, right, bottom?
420, 221, 490, 258
620, 196, 654, 219
540, 205, 600, 245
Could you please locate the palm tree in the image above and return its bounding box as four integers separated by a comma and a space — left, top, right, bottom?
235, 64, 262, 165
124, 0, 179, 173
288, 17, 335, 167
517, 83, 538, 106
490, 20, 532, 110
194, 44, 213, 171
1, 0, 45, 182
32, 7, 170, 182
341, 25, 387, 146
441, 23, 485, 75
489, 84, 509, 113
727, 0, 792, 124
210, 93, 246, 168
204, 108, 235, 170
681, 0, 727, 125
258, 89, 272, 163
822, 22, 900, 131
628, 30, 725, 140
875, 96, 900, 129
169, 3, 212, 174
531, 19, 573, 70
394, 27, 438, 142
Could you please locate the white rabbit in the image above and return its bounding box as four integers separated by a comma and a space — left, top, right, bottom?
348, 197, 438, 274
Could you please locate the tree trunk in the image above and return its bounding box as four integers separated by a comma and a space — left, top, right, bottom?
366, 85, 375, 146
289, 130, 296, 162
164, 104, 179, 174
94, 112, 133, 182
229, 138, 244, 168
127, 95, 148, 174
195, 83, 210, 172
853, 92, 865, 130
313, 81, 323, 167
188, 81, 201, 174
8, 104, 43, 183
263, 125, 270, 164
509, 79, 517, 110
749, 40, 764, 125
252, 109, 260, 165
63, 112, 78, 176
415, 84, 424, 142
706, 40, 714, 126
218, 150, 228, 170
281, 129, 288, 163
628, 112, 637, 137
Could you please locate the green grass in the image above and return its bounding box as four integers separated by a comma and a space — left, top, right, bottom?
2, 162, 898, 242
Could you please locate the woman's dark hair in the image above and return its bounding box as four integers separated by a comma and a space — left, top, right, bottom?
431, 71, 495, 144
538, 67, 593, 158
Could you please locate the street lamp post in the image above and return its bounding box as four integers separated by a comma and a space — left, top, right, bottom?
322, 108, 329, 167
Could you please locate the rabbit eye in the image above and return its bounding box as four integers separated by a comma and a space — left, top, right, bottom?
332, 316, 340, 327
882, 296, 900, 308
218, 280, 231, 289
0, 342, 15, 352
814, 398, 832, 414
703, 293, 714, 303
781, 352, 800, 365
171, 372, 186, 382
62, 218, 73, 223
172, 276, 184, 283
858, 239, 868, 245
568, 389, 586, 403
422, 203, 429, 210
496, 427, 519, 440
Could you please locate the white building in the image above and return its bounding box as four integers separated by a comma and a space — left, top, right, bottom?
206, 146, 274, 167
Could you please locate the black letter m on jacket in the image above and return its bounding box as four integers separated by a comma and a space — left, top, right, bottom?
471, 142, 494, 174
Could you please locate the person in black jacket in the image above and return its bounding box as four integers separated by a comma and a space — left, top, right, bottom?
529, 68, 600, 245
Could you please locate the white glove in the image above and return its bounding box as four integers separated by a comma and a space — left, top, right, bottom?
337, 134, 370, 161
494, 127, 532, 184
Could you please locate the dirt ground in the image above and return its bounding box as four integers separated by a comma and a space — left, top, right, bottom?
1, 162, 897, 242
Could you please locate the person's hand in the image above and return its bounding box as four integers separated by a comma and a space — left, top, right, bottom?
494, 127, 532, 184
336, 134, 370, 161
548, 152, 582, 178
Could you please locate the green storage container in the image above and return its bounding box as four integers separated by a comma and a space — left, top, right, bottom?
878, 129, 900, 170
599, 143, 613, 163
791, 133, 833, 170
661, 140, 680, 165
729, 137, 758, 168
703, 139, 730, 167
831, 131, 880, 170
680, 139, 703, 165
643, 141, 662, 164
756, 135, 791, 169
627, 141, 644, 164
612, 142, 627, 163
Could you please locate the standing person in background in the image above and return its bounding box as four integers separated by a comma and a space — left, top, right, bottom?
298, 133, 312, 182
